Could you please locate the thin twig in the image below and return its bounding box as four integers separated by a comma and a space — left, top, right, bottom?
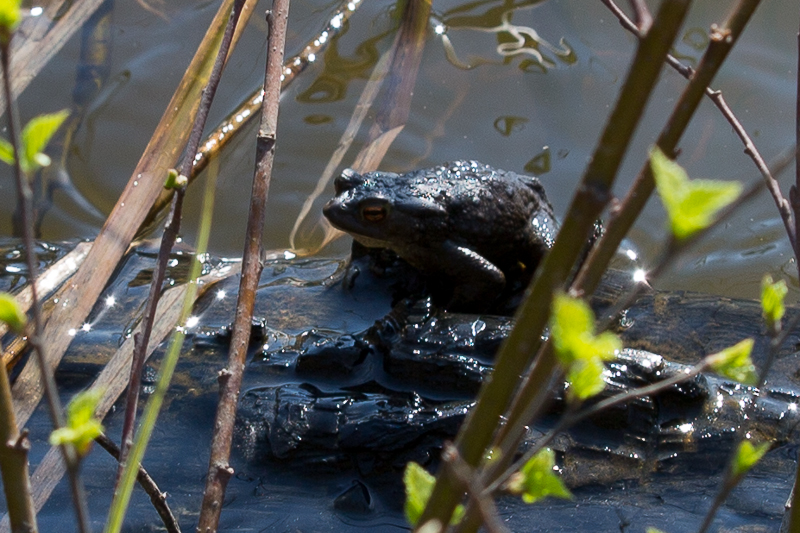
628, 0, 652, 32
0, 37, 91, 533
417, 2, 694, 526
142, 0, 363, 235
196, 1, 289, 530
487, 360, 708, 496
96, 434, 181, 533
8, 0, 249, 436
0, 370, 37, 531
117, 0, 250, 481
117, 190, 185, 480
793, 9, 800, 281
106, 3, 247, 532
481, 154, 788, 505
603, 0, 792, 248
0, 262, 232, 531
443, 443, 510, 533
575, 0, 769, 297
2, 241, 91, 371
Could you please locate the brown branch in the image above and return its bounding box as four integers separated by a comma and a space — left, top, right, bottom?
7, 0, 247, 436
95, 434, 181, 533
1, 34, 91, 533
0, 370, 37, 532
0, 0, 108, 115
0, 264, 232, 530
2, 242, 91, 371
793, 14, 800, 281
117, 0, 249, 483
602, 3, 785, 238
117, 191, 185, 481
628, 0, 652, 32
575, 0, 768, 297
196, 1, 290, 530
418, 0, 695, 526
443, 443, 510, 533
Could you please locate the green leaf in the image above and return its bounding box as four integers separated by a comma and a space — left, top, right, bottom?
646, 529, 668, 533
650, 147, 743, 240
507, 448, 572, 504
49, 387, 104, 456
0, 0, 21, 36
0, 137, 14, 165
707, 338, 757, 386
566, 357, 608, 401
21, 110, 69, 173
403, 462, 463, 527
551, 293, 621, 400
404, 462, 434, 527
0, 292, 26, 333
761, 274, 787, 332
731, 440, 770, 477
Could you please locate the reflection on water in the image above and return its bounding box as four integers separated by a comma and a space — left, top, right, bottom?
438, 3, 575, 72
296, 20, 390, 104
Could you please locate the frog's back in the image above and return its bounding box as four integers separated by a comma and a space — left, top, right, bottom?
406, 161, 555, 261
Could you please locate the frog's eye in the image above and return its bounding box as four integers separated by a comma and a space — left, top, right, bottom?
361, 202, 388, 222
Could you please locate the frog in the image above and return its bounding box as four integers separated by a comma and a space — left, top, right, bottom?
322, 160, 558, 311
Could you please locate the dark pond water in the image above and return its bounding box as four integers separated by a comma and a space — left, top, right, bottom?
1, 0, 800, 531
1, 0, 797, 298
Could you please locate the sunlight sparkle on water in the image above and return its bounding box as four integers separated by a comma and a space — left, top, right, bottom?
105, 296, 116, 308
185, 316, 200, 329
625, 249, 638, 261
81, 323, 91, 332
633, 269, 647, 283
30, 6, 43, 16
216, 290, 226, 300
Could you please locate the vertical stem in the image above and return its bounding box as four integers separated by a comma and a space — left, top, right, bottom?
0, 41, 91, 533
119, 0, 259, 480
106, 2, 247, 531
417, 0, 693, 526
196, 0, 289, 530
574, 0, 764, 296
793, 14, 800, 280
0, 365, 37, 533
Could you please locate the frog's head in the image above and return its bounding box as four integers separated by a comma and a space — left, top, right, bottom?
323, 168, 447, 250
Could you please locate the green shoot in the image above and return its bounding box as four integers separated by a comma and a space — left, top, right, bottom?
0, 292, 26, 333
731, 440, 770, 478
650, 147, 743, 240
164, 168, 188, 190
550, 292, 621, 401
0, 0, 20, 42
761, 274, 787, 333
706, 338, 757, 386
506, 448, 572, 504
49, 388, 105, 457
0, 110, 70, 174
404, 462, 463, 527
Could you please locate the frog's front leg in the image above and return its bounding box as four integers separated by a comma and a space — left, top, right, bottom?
437, 242, 506, 311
